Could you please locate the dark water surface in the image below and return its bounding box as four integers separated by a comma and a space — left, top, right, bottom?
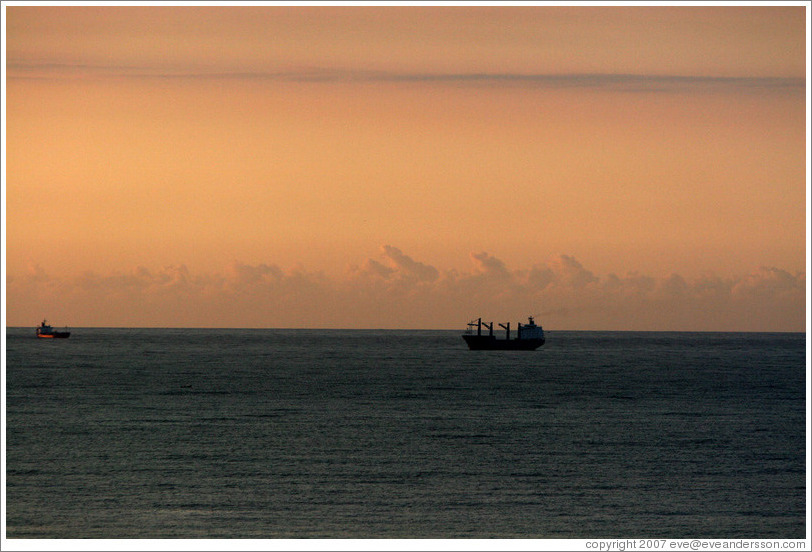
5, 329, 806, 538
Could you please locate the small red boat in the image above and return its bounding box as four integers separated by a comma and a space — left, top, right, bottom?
36, 320, 70, 339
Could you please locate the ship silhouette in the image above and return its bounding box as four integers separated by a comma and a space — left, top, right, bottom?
462, 316, 544, 350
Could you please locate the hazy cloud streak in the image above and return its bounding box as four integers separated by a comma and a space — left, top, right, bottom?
6, 61, 805, 93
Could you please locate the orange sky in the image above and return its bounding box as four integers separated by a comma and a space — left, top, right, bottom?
3, 4, 808, 330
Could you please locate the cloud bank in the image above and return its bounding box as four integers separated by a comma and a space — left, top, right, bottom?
7, 247, 805, 332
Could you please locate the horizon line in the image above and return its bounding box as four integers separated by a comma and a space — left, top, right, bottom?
5, 325, 806, 335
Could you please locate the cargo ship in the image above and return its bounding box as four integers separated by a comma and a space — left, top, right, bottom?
462, 316, 544, 350
36, 320, 70, 339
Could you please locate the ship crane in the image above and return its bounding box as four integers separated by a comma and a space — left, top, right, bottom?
467, 317, 494, 336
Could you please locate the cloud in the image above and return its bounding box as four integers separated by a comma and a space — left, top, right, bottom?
543, 255, 599, 289
225, 261, 284, 290
7, 61, 804, 94
380, 245, 439, 282
469, 252, 510, 279
6, 248, 806, 331
732, 266, 803, 298
354, 258, 395, 280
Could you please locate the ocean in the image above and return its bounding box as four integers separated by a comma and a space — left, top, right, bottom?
4, 328, 807, 539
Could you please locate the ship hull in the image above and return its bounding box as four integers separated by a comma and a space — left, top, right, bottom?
462, 335, 544, 351
37, 332, 70, 339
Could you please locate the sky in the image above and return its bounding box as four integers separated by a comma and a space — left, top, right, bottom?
3, 2, 809, 331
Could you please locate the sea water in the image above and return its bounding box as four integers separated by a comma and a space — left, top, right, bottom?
4, 329, 806, 538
